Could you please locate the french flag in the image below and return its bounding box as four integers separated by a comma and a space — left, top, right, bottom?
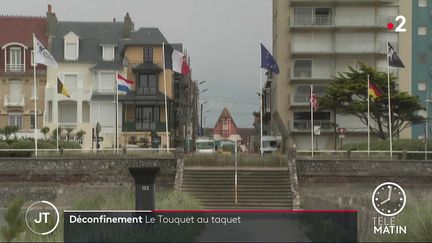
117, 74, 134, 93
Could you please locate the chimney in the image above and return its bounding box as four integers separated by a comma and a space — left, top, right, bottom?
123, 12, 134, 38
46, 4, 57, 36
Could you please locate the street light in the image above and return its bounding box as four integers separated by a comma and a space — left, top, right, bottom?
199, 80, 206, 85
201, 88, 208, 94
200, 101, 209, 136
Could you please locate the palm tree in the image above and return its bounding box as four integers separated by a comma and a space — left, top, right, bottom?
75, 130, 86, 141
40, 127, 50, 140
65, 128, 74, 141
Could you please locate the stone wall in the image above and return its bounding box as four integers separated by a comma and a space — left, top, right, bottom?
296, 159, 432, 241
0, 157, 177, 207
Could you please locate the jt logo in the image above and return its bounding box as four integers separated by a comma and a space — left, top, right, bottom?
34, 212, 51, 224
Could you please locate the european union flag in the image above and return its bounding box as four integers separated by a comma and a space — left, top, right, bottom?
260, 43, 279, 74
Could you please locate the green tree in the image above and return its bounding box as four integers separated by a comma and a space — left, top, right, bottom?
65, 128, 74, 141
76, 130, 86, 141
40, 127, 50, 140
319, 64, 424, 140
51, 127, 63, 140
3, 126, 18, 140
0, 196, 26, 243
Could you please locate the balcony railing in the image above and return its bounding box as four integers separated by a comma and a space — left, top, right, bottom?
58, 123, 78, 130
136, 87, 157, 96
291, 15, 393, 28
93, 88, 115, 95
6, 64, 25, 72
4, 95, 25, 107
291, 41, 388, 55
123, 121, 166, 132
293, 67, 312, 78
293, 120, 334, 131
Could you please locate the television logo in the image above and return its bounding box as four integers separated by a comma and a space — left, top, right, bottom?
25, 201, 60, 235
387, 15, 406, 33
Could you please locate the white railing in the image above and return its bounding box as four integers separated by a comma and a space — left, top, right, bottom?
293, 120, 334, 131
4, 95, 25, 107
291, 41, 388, 54
293, 67, 312, 78
291, 15, 393, 28
58, 123, 78, 130
93, 87, 115, 94
5, 64, 25, 72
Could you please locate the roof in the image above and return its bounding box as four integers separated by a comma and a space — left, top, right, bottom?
219, 107, 234, 120
132, 62, 163, 72
51, 21, 124, 64
237, 128, 255, 140
124, 27, 168, 45
0, 16, 48, 47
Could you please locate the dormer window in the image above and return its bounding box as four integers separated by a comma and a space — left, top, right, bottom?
102, 45, 115, 61
2, 43, 27, 72
64, 32, 79, 60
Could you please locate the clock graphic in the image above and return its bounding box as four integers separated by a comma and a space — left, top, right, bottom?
372, 182, 406, 217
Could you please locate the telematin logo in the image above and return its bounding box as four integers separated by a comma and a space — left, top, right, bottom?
25, 201, 60, 235
371, 182, 407, 235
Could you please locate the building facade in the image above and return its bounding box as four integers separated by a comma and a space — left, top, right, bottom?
271, 0, 400, 150
0, 16, 48, 138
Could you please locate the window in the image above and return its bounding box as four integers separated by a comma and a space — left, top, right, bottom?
293, 60, 312, 78
31, 50, 35, 66
9, 47, 23, 71
97, 72, 115, 92
30, 113, 36, 129
8, 113, 23, 129
419, 0, 427, 7
135, 106, 160, 130
418, 82, 427, 91
294, 7, 332, 26
31, 80, 38, 99
418, 54, 427, 64
418, 26, 427, 36
102, 45, 115, 61
9, 80, 23, 103
64, 74, 78, 89
293, 111, 331, 130
137, 73, 158, 95
293, 85, 326, 104
65, 43, 78, 60
143, 47, 153, 63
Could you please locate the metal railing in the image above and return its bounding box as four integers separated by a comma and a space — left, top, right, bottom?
291, 15, 393, 28
293, 15, 333, 26
92, 87, 115, 95
293, 67, 312, 78
4, 95, 25, 107
293, 120, 333, 130
297, 149, 432, 160
5, 64, 25, 72
291, 41, 388, 54
58, 123, 78, 129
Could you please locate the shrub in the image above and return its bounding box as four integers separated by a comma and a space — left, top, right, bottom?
0, 196, 26, 243
9, 140, 33, 157
57, 141, 81, 149
0, 142, 9, 157
41, 127, 50, 140
37, 140, 56, 150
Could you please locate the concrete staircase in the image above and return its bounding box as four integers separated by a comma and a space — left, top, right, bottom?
181, 168, 292, 209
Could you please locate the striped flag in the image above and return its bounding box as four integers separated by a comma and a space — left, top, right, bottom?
310, 92, 319, 111
117, 74, 134, 93
368, 81, 383, 100
57, 78, 70, 98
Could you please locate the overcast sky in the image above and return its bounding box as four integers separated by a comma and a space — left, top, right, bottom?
2, 0, 272, 128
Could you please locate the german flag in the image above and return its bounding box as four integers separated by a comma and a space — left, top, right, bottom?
57, 78, 70, 98
368, 81, 383, 100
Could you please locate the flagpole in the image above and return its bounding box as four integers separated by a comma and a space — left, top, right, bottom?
115, 71, 119, 154
260, 68, 263, 156
162, 42, 169, 152
32, 33, 38, 157
387, 40, 393, 158
310, 84, 314, 158
367, 74, 371, 157
56, 78, 59, 151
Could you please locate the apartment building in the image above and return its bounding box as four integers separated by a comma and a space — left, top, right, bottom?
271, 0, 400, 150
0, 16, 48, 138
400, 0, 431, 140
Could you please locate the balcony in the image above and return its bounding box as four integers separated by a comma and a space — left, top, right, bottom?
92, 88, 115, 95
290, 15, 393, 29
4, 95, 25, 107
123, 121, 166, 132
291, 41, 388, 56
58, 123, 78, 130
292, 120, 334, 131
5, 64, 25, 72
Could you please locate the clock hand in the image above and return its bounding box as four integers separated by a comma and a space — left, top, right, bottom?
380, 198, 390, 205
387, 186, 392, 201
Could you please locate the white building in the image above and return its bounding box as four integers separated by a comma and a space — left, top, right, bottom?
271, 0, 400, 150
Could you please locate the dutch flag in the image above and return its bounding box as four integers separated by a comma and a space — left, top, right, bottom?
117, 74, 133, 93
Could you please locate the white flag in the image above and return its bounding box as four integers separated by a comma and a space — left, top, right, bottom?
34, 36, 58, 67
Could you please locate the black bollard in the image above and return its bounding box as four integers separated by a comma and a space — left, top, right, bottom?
129, 167, 160, 210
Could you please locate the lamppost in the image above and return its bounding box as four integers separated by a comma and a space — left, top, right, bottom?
425, 98, 431, 160
200, 101, 208, 135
